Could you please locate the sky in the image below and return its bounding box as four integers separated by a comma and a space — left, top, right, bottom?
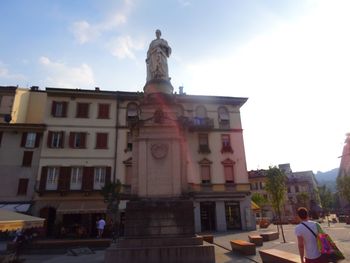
1, 0, 350, 173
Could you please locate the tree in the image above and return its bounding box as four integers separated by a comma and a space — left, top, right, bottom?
100, 180, 122, 242
296, 192, 310, 208
337, 175, 350, 213
265, 166, 287, 243
318, 185, 333, 226
251, 192, 268, 207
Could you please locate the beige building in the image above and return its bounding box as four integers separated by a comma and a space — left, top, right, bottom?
0, 86, 45, 213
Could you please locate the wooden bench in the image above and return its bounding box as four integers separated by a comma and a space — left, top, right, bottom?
230, 240, 256, 255
200, 235, 214, 244
260, 231, 279, 241
259, 248, 301, 263
248, 235, 263, 246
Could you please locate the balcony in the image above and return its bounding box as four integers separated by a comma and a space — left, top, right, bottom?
187, 117, 214, 131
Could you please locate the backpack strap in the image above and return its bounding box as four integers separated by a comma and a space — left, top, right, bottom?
301, 222, 317, 238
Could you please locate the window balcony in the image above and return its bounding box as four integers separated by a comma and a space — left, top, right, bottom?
187, 117, 214, 131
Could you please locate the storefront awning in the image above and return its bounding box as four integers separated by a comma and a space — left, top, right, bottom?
0, 209, 45, 232
57, 201, 107, 214
0, 203, 31, 213
251, 201, 260, 211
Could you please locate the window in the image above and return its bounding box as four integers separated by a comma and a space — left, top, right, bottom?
221, 134, 233, 153
199, 158, 212, 184
70, 167, 82, 190
126, 132, 132, 151
96, 133, 108, 149
20, 132, 40, 148
17, 178, 29, 195
295, 185, 299, 193
25, 132, 36, 148
198, 133, 210, 153
22, 151, 33, 167
218, 107, 230, 129
98, 103, 110, 119
69, 132, 86, 148
76, 103, 89, 118
127, 103, 139, 119
222, 158, 235, 183
94, 167, 106, 190
47, 131, 64, 148
51, 101, 68, 117
194, 105, 207, 125
46, 167, 59, 190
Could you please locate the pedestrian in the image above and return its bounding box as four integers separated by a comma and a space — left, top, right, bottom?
295, 207, 327, 263
97, 217, 106, 238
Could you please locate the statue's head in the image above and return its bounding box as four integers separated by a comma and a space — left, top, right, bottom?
155, 29, 161, 39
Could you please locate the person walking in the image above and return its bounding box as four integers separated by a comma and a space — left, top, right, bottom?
96, 217, 106, 238
295, 207, 327, 263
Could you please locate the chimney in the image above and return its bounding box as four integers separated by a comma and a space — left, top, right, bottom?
179, 86, 184, 95
95, 87, 100, 91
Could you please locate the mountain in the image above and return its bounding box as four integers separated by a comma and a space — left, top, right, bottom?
315, 168, 339, 192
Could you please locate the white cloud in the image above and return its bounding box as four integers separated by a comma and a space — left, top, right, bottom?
38, 56, 95, 89
107, 35, 145, 59
0, 61, 25, 81
181, 0, 350, 172
70, 0, 132, 44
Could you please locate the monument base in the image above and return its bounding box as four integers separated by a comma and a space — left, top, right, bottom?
104, 200, 215, 263
144, 79, 174, 97
105, 237, 215, 263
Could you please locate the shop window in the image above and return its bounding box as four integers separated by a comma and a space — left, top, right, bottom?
198, 133, 210, 154
69, 132, 86, 148
221, 158, 235, 183
221, 134, 233, 153
199, 158, 212, 184
218, 107, 230, 129
22, 151, 33, 167
94, 167, 106, 190
47, 131, 64, 148
70, 167, 83, 190
76, 103, 89, 118
46, 167, 59, 190
17, 178, 29, 196
51, 101, 68, 117
96, 133, 108, 149
98, 103, 110, 119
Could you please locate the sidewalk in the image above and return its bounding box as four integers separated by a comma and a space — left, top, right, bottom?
5, 222, 350, 263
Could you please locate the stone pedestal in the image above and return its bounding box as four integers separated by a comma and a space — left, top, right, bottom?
105, 200, 215, 263
144, 79, 173, 97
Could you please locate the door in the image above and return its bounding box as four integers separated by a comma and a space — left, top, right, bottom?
200, 202, 216, 232
225, 201, 242, 230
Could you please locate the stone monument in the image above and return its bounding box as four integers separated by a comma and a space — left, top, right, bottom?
105, 30, 215, 263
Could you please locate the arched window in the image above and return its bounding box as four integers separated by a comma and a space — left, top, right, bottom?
195, 105, 207, 118
218, 106, 230, 129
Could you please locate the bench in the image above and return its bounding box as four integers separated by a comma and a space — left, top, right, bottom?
259, 248, 301, 263
248, 235, 263, 246
230, 240, 256, 255
260, 231, 279, 241
200, 235, 214, 244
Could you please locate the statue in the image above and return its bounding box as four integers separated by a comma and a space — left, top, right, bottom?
146, 29, 171, 82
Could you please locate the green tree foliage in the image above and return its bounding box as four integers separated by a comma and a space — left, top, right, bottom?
318, 185, 333, 213
337, 175, 350, 210
100, 180, 122, 241
251, 193, 268, 207
296, 192, 310, 207
265, 166, 287, 243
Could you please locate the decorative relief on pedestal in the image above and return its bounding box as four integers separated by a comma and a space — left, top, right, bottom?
151, 143, 169, 159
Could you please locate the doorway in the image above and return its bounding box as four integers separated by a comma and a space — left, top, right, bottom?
200, 201, 216, 232
225, 201, 242, 230
39, 207, 56, 237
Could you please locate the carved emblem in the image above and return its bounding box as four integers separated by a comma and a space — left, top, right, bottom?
151, 143, 169, 159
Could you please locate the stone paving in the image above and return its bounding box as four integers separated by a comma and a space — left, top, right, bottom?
2, 222, 349, 263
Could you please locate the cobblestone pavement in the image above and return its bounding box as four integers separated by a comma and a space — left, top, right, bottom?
3, 222, 349, 263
